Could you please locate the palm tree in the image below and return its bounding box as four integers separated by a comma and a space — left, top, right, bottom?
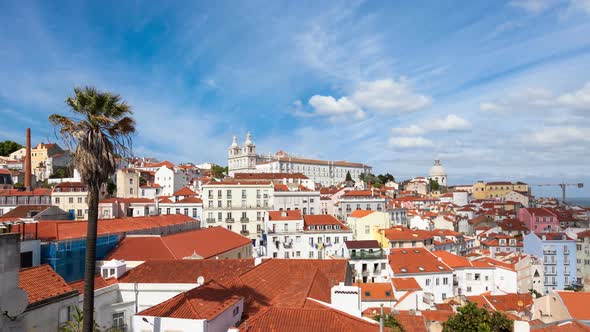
50, 87, 135, 332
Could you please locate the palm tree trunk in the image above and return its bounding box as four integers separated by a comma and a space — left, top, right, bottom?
82, 185, 99, 332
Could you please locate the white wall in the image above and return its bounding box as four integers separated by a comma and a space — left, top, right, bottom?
133, 315, 205, 332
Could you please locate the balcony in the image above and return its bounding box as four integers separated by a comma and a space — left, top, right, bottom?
564, 260, 570, 265
204, 205, 270, 211
544, 260, 556, 265
545, 270, 557, 276
283, 241, 293, 249
225, 218, 235, 223
241, 217, 250, 223
362, 270, 371, 277
543, 249, 557, 255
240, 230, 250, 236
206, 218, 216, 223
350, 250, 385, 260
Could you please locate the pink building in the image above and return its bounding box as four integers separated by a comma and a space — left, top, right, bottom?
518, 207, 559, 233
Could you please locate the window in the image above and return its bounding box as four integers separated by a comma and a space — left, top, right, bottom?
296, 251, 301, 257
166, 208, 171, 214
475, 273, 480, 281
257, 224, 262, 232
233, 306, 240, 316
425, 279, 431, 286
309, 251, 314, 258
242, 225, 247, 232
77, 197, 83, 204
227, 200, 232, 208
112, 312, 124, 329
442, 293, 447, 300
443, 277, 449, 285
175, 208, 181, 214
227, 225, 232, 231
77, 209, 82, 217
365, 225, 370, 234
218, 212, 222, 221
436, 278, 440, 286
69, 197, 74, 204
55, 197, 60, 204
192, 208, 197, 218
467, 286, 472, 292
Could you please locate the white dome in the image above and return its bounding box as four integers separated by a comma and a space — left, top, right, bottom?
244, 131, 254, 146
230, 136, 239, 148
429, 160, 446, 177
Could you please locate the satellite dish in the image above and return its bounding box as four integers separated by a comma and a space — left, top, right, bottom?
0, 288, 28, 317
197, 276, 205, 286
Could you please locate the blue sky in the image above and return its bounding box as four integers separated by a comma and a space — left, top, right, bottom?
1, 0, 589, 197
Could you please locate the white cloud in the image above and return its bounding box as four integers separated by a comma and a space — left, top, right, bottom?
527, 126, 590, 145
308, 95, 365, 118
389, 136, 434, 148
392, 114, 471, 136
510, 0, 560, 13
352, 78, 432, 114
480, 102, 505, 112
203, 79, 217, 88
568, 0, 590, 14
557, 82, 590, 111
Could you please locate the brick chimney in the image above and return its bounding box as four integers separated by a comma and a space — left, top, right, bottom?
25, 128, 32, 190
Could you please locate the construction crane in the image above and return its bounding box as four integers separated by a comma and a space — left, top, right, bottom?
534, 182, 584, 205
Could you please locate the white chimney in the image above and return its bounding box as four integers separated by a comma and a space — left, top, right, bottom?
330, 283, 361, 317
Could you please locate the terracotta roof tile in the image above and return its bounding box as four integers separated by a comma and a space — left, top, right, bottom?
0, 205, 50, 218
348, 209, 375, 218
392, 277, 422, 291
107, 227, 251, 260
357, 282, 395, 301
138, 280, 242, 320
234, 172, 309, 180
69, 275, 117, 293
557, 291, 590, 320
388, 247, 453, 274
118, 259, 255, 285
303, 215, 350, 230
19, 265, 78, 305
172, 186, 196, 197
268, 210, 303, 221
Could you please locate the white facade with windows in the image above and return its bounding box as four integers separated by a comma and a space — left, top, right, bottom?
263, 211, 352, 259
202, 181, 274, 244
227, 132, 371, 186
273, 190, 320, 215
154, 166, 192, 197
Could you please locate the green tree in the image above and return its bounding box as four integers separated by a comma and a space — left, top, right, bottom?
345, 171, 353, 182
106, 178, 116, 196
429, 178, 440, 192
50, 86, 135, 332
373, 182, 382, 189
443, 302, 512, 332
13, 182, 24, 189
373, 313, 405, 332
211, 165, 228, 179
0, 140, 23, 156
139, 176, 147, 186
377, 173, 395, 184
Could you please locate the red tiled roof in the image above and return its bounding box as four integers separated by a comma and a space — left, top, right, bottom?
69, 275, 117, 293
227, 259, 348, 320
53, 182, 87, 192
143, 160, 175, 168
524, 208, 557, 217
268, 210, 303, 221
0, 188, 52, 196
357, 282, 395, 301
175, 196, 203, 204
243, 305, 381, 332
348, 210, 375, 218
106, 227, 251, 260
421, 310, 455, 322
0, 205, 50, 218
530, 320, 590, 331
303, 215, 350, 230
173, 186, 196, 196
342, 190, 382, 197
380, 227, 433, 242
388, 247, 453, 274
138, 280, 242, 320
557, 291, 590, 320
205, 180, 273, 186
118, 259, 255, 285
32, 214, 196, 241
273, 184, 289, 192
395, 313, 428, 332
19, 265, 78, 305
392, 277, 422, 291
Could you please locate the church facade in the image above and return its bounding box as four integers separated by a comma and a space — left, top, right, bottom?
227, 132, 372, 186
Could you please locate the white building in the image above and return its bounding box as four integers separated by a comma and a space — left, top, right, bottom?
428, 159, 447, 187
337, 190, 387, 220
342, 240, 389, 283
202, 181, 274, 244
227, 132, 372, 186
154, 166, 194, 197
263, 210, 352, 259
433, 251, 517, 297
387, 247, 454, 305
273, 184, 320, 214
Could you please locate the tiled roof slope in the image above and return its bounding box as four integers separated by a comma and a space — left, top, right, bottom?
69, 275, 117, 294
138, 280, 242, 320
557, 291, 590, 320
106, 227, 251, 261
117, 259, 255, 285
19, 265, 78, 305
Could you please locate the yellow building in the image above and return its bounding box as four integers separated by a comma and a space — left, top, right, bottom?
31, 143, 63, 169
116, 168, 140, 198
472, 181, 529, 200
346, 210, 390, 241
